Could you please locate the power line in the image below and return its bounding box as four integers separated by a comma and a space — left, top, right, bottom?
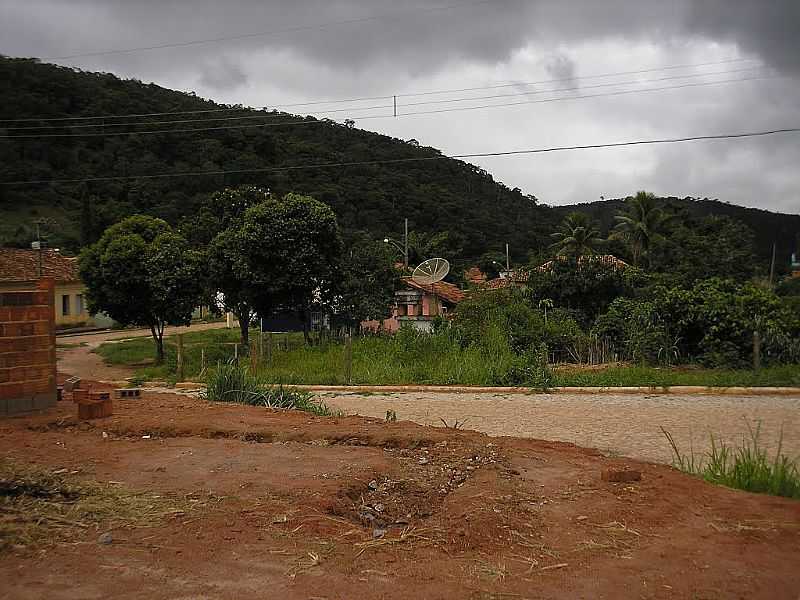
3, 66, 765, 132
399, 66, 765, 108
398, 74, 779, 117
2, 127, 797, 186
280, 57, 759, 106
3, 103, 394, 131
0, 57, 759, 124
0, 74, 779, 139
42, 0, 495, 60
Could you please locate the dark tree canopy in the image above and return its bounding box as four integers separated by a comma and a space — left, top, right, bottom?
78, 215, 202, 361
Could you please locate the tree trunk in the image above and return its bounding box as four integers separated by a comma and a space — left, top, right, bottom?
151, 324, 165, 364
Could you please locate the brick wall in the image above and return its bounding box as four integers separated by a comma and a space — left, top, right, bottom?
0, 278, 57, 415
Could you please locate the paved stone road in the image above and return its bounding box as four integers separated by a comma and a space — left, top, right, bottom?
325, 391, 800, 464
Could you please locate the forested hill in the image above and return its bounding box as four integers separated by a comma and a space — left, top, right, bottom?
554, 197, 800, 267
0, 56, 551, 263
2, 57, 797, 272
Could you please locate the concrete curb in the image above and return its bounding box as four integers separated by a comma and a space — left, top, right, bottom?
170, 382, 800, 396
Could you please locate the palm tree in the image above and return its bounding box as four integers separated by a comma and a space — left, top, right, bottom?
611, 191, 669, 267
549, 212, 604, 257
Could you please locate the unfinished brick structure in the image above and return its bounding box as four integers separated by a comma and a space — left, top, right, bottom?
0, 278, 57, 415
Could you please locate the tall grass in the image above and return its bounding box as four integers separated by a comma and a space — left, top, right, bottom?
202, 363, 337, 416
96, 327, 800, 388
662, 422, 800, 499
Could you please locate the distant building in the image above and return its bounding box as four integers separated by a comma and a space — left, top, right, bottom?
0, 248, 112, 330
362, 277, 465, 333
483, 255, 628, 290
791, 253, 800, 279
464, 267, 487, 285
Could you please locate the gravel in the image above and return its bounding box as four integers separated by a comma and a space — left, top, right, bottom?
325, 392, 800, 464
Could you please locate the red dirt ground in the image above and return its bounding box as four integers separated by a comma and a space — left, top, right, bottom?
1, 385, 799, 599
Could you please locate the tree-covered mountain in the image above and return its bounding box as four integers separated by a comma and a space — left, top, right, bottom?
554, 197, 800, 272
1, 56, 797, 277
0, 56, 550, 268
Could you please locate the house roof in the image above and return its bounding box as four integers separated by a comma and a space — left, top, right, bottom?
464, 266, 487, 284
536, 254, 628, 272
0, 249, 81, 283
482, 255, 628, 289
484, 269, 530, 290
402, 277, 465, 304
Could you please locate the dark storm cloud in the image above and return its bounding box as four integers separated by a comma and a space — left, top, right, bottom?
0, 0, 798, 212
3, 1, 799, 76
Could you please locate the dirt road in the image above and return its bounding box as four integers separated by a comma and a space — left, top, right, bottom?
1, 390, 798, 599
325, 391, 800, 464
56, 321, 231, 382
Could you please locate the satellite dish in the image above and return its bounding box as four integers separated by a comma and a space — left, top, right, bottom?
412, 258, 450, 286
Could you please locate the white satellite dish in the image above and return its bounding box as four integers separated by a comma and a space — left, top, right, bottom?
412, 258, 450, 286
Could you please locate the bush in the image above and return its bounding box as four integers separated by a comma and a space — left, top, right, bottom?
203, 363, 336, 416
594, 279, 800, 368
663, 422, 800, 499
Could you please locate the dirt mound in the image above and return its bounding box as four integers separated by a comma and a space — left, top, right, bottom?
1, 390, 798, 599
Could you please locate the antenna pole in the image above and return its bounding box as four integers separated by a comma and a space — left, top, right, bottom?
769, 242, 776, 288
404, 218, 409, 269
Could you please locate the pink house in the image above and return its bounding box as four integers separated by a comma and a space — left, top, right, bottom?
362, 277, 465, 333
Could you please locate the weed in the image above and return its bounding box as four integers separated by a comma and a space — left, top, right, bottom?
202, 363, 339, 416
662, 421, 800, 499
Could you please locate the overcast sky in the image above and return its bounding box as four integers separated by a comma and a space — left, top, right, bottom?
2, 0, 799, 213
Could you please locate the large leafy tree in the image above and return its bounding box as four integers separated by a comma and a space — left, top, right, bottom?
191, 185, 271, 338
549, 212, 604, 257
335, 239, 398, 329
79, 215, 202, 362
208, 193, 343, 346
611, 191, 670, 267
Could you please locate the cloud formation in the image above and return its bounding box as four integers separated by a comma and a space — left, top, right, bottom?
1, 0, 798, 212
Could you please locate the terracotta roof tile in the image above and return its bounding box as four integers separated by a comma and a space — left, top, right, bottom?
0, 249, 81, 283
402, 277, 465, 304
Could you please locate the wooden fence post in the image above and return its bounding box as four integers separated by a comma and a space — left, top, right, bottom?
176, 334, 184, 382
344, 334, 353, 385
250, 336, 259, 372
753, 330, 761, 371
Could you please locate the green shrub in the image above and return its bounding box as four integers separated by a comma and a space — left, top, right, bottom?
202, 363, 336, 416
662, 422, 800, 500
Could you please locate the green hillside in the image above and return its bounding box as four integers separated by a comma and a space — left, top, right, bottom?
0, 56, 550, 265
554, 197, 800, 270
1, 56, 797, 274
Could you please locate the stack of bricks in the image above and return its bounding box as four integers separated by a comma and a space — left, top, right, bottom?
73, 388, 113, 420
0, 279, 57, 415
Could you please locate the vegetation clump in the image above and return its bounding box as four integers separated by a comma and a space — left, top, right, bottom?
662, 423, 800, 500
202, 363, 337, 416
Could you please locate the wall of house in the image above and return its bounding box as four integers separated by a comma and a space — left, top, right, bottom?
54, 282, 95, 329
0, 279, 57, 415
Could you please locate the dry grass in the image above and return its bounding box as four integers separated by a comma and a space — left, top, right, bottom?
0, 460, 191, 552
353, 526, 444, 557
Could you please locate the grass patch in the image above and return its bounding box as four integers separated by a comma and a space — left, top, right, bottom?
662, 422, 800, 500
202, 363, 338, 416
0, 460, 190, 552
96, 328, 800, 388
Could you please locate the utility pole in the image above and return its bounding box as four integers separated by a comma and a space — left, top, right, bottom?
769, 242, 777, 288
505, 243, 510, 272
404, 218, 409, 269
32, 220, 45, 278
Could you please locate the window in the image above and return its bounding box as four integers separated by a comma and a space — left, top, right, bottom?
76, 294, 84, 315
61, 295, 70, 316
